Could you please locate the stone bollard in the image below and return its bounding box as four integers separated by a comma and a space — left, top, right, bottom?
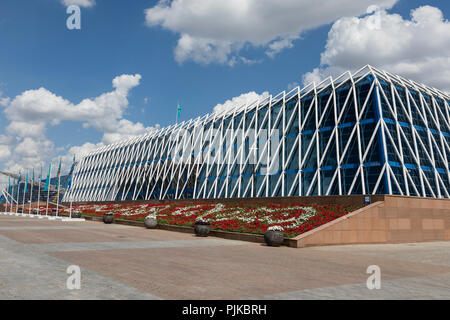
103, 212, 114, 224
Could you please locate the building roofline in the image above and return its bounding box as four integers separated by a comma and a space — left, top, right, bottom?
81, 65, 449, 158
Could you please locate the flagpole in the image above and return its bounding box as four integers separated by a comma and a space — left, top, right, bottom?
14, 177, 18, 213
69, 194, 73, 219
176, 102, 180, 124
3, 188, 6, 213
55, 158, 61, 217
22, 173, 27, 213
37, 167, 41, 216
3, 190, 6, 213
11, 178, 15, 213
56, 172, 61, 217
16, 178, 20, 214
46, 178, 50, 216
69, 197, 72, 218
69, 154, 75, 219
29, 171, 33, 214
22, 183, 25, 213
8, 178, 12, 213
8, 183, 10, 213
46, 163, 51, 216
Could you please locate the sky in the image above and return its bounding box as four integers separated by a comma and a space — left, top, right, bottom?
0, 0, 449, 181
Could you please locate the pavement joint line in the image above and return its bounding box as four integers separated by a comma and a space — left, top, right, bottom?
0, 235, 162, 300
27, 238, 248, 252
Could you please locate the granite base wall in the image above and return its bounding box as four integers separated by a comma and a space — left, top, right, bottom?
292, 196, 450, 248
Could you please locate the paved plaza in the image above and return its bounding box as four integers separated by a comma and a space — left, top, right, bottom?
0, 215, 449, 300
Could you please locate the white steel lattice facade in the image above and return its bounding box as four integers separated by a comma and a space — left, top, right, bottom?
64, 66, 450, 202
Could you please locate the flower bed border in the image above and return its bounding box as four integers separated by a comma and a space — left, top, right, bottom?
64, 194, 384, 208
82, 215, 297, 247
53, 195, 384, 247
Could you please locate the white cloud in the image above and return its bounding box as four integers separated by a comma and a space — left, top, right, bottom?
6, 121, 46, 139
213, 91, 269, 114
0, 74, 158, 174
4, 74, 143, 136
102, 119, 160, 145
0, 97, 10, 107
14, 138, 53, 160
3, 138, 55, 175
302, 68, 323, 86
0, 145, 11, 162
58, 141, 103, 173
174, 34, 236, 65
303, 6, 450, 92
287, 82, 299, 91
266, 34, 300, 58
68, 142, 103, 159
145, 0, 398, 65
62, 0, 96, 8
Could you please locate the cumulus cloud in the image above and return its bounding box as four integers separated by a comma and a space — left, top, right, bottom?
174, 34, 236, 66
61, 0, 96, 8
0, 74, 158, 174
266, 34, 300, 58
0, 145, 11, 162
213, 91, 269, 114
57, 141, 104, 173
302, 6, 450, 92
145, 0, 398, 65
102, 119, 160, 145
4, 74, 144, 136
14, 138, 53, 161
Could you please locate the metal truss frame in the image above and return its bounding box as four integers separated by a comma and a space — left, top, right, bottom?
64, 65, 450, 202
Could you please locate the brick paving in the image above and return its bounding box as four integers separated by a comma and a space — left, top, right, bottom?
0, 214, 449, 300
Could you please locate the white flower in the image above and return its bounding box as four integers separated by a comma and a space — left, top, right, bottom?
206, 203, 225, 214
195, 216, 209, 223
268, 226, 284, 232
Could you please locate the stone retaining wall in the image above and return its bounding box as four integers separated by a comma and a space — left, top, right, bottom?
292, 196, 450, 248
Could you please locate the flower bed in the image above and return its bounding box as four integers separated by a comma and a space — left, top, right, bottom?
59, 201, 360, 238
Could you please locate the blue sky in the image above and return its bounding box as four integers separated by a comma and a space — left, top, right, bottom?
0, 0, 449, 178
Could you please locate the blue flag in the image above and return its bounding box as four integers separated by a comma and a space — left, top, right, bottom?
57, 158, 61, 180
17, 172, 21, 198
24, 172, 28, 193
177, 103, 182, 117
14, 176, 17, 200
67, 155, 76, 190
44, 163, 51, 192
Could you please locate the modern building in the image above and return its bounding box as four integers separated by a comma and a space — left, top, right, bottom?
64, 65, 450, 202
1, 173, 70, 205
